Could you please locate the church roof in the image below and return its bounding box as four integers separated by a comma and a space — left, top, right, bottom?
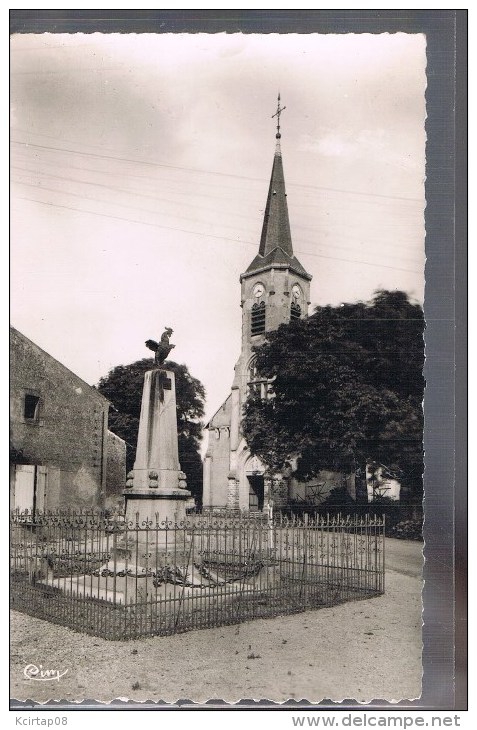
259, 141, 293, 258
242, 105, 311, 282
205, 393, 232, 429
244, 246, 311, 280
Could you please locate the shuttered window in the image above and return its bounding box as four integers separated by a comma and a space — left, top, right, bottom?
251, 301, 266, 335
290, 302, 301, 321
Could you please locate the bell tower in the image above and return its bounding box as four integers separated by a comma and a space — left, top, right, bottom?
239, 94, 312, 357
203, 96, 313, 511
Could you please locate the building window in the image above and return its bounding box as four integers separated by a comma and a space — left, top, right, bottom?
291, 283, 303, 321
251, 301, 266, 335
249, 359, 259, 381
24, 394, 40, 421
290, 302, 301, 320
247, 358, 273, 400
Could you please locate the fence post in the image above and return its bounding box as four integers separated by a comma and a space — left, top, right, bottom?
268, 501, 274, 552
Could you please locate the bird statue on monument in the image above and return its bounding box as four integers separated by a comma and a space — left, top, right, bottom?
145, 327, 175, 366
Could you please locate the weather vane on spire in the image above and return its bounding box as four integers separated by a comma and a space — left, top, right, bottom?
271, 92, 286, 139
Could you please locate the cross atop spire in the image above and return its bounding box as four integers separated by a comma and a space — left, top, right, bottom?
271, 92, 286, 139
241, 96, 311, 282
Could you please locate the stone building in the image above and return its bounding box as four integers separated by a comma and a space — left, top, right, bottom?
204, 113, 330, 512
10, 326, 126, 511
105, 430, 129, 504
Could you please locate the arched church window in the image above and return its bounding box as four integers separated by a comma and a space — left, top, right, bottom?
290, 284, 302, 321
247, 357, 273, 400
290, 302, 301, 320
249, 359, 259, 381
251, 301, 266, 335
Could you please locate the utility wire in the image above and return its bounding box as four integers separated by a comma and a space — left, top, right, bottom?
12, 134, 424, 213
11, 178, 261, 237
11, 165, 422, 262
11, 138, 424, 203
12, 150, 423, 223
11, 165, 264, 222
11, 194, 422, 275
12, 171, 422, 263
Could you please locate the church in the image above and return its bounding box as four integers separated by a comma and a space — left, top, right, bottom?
203, 99, 356, 513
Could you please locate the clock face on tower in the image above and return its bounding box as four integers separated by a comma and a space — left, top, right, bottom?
292, 284, 301, 300
253, 283, 265, 299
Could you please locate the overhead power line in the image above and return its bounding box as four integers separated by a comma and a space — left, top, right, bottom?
12, 151, 423, 224
11, 164, 423, 263
11, 164, 264, 223
12, 177, 261, 237
12, 130, 425, 214
11, 193, 422, 275
11, 138, 424, 203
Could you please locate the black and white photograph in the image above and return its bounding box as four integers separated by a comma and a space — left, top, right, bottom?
9, 12, 462, 712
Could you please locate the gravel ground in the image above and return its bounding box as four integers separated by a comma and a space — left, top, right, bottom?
10, 540, 422, 706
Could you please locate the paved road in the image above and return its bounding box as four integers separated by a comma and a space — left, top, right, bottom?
385, 537, 423, 578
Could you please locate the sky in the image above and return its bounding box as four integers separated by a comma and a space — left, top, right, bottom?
10, 32, 427, 424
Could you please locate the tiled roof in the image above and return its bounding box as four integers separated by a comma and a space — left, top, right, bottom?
243, 141, 311, 281
259, 142, 293, 258
243, 247, 312, 280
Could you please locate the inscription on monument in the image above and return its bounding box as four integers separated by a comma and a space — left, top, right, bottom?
159, 374, 172, 390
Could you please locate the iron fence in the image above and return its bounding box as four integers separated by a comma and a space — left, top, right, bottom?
10, 509, 385, 640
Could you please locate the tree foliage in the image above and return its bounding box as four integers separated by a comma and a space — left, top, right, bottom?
97, 358, 205, 504
242, 290, 424, 502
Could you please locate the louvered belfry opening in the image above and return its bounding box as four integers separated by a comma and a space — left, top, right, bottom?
290, 302, 301, 321
251, 300, 266, 335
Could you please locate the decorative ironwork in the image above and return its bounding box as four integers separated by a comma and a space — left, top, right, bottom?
10, 509, 385, 641
272, 93, 286, 140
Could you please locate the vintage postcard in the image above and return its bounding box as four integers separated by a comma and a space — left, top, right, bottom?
9, 10, 463, 715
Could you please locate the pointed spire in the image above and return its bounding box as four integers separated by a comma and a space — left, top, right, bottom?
259, 94, 293, 257
242, 95, 312, 282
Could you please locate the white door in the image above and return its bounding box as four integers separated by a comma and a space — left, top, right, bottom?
14, 465, 35, 512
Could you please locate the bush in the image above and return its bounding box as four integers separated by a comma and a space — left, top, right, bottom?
282, 487, 423, 540
388, 519, 423, 541
316, 486, 357, 517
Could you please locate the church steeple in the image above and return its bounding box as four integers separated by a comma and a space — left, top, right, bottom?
203, 98, 315, 511
259, 94, 293, 257
258, 138, 293, 257
242, 95, 312, 282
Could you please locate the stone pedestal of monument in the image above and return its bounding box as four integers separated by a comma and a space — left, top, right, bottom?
123, 368, 192, 552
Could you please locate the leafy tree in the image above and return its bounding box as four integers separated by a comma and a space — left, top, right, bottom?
242, 290, 424, 504
97, 358, 205, 505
